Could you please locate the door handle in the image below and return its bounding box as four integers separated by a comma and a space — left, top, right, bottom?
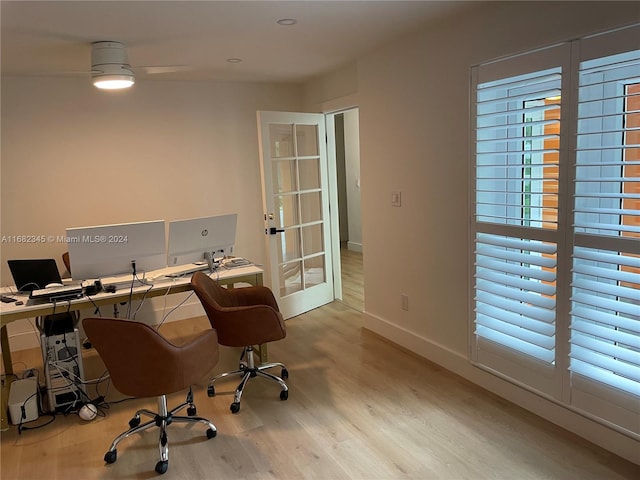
267, 227, 285, 235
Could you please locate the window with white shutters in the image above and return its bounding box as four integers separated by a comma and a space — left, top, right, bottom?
474, 66, 561, 364
470, 43, 568, 396
470, 24, 640, 437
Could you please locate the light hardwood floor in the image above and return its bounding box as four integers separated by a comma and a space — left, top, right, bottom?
1, 270, 638, 478
339, 245, 364, 312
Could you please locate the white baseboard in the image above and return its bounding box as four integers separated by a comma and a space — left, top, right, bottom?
347, 241, 363, 252
5, 326, 41, 352
363, 311, 640, 465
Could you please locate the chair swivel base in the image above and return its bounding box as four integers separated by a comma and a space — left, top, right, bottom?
207, 346, 289, 413
103, 389, 216, 474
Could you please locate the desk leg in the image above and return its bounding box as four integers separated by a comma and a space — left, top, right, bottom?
255, 343, 268, 364
1, 380, 9, 430
1, 324, 13, 430
1, 325, 13, 377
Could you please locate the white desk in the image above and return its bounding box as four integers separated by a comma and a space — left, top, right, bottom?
0, 265, 264, 376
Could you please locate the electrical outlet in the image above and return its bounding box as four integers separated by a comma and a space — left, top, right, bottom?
391, 191, 402, 207
401, 294, 409, 311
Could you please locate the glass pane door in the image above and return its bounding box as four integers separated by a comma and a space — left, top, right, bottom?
258, 111, 334, 318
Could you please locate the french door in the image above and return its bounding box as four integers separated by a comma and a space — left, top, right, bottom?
257, 111, 334, 319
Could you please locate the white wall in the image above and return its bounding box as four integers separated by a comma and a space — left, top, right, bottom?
1, 76, 302, 347
308, 1, 639, 464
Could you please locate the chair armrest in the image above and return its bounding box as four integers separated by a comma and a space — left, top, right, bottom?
223, 286, 280, 310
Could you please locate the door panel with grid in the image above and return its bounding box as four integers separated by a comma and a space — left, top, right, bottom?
258, 112, 334, 318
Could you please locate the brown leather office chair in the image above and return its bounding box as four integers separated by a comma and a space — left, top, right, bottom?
62, 251, 71, 276
190, 271, 288, 414
83, 317, 219, 475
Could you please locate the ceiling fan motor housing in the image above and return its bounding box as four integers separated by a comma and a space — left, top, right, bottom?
91, 41, 135, 87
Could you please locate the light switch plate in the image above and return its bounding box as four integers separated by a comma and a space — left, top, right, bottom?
391, 191, 402, 207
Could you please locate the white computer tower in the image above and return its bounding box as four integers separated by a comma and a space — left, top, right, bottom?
41, 328, 86, 412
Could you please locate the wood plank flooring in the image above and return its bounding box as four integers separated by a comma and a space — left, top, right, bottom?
2, 302, 638, 479
339, 246, 363, 312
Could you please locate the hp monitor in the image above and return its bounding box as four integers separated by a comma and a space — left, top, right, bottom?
167, 214, 237, 267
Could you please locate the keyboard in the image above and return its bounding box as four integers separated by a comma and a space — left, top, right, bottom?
30, 285, 83, 300
223, 258, 252, 268
147, 263, 210, 279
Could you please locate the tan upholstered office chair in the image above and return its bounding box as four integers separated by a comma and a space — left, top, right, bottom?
83, 317, 219, 475
191, 271, 288, 414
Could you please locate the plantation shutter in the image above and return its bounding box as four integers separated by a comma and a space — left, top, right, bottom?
475, 234, 557, 363
570, 43, 640, 405
471, 43, 570, 396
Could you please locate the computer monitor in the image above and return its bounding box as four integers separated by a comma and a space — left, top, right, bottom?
167, 213, 237, 267
66, 220, 166, 280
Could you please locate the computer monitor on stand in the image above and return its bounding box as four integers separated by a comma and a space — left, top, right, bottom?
66, 220, 167, 281
167, 213, 237, 271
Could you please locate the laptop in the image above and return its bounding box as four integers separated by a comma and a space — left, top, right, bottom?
7, 259, 63, 293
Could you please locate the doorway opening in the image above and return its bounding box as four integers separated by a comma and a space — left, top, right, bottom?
328, 108, 363, 312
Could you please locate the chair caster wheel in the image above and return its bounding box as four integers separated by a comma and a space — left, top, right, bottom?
104, 450, 117, 464
129, 416, 140, 428
230, 402, 240, 414
155, 460, 168, 474
206, 428, 217, 439
281, 368, 289, 379
207, 385, 215, 397
280, 390, 289, 401
187, 405, 197, 416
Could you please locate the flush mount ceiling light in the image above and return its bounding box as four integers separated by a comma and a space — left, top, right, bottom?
91, 41, 135, 90
226, 58, 243, 63
277, 18, 297, 26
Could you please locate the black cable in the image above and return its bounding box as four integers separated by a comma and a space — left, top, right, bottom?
51, 297, 72, 315
126, 272, 135, 319
83, 292, 102, 316
16, 391, 39, 435
18, 413, 56, 434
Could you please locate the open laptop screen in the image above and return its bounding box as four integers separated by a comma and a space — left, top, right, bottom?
7, 259, 63, 293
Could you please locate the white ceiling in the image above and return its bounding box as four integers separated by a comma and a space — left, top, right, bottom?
1, 0, 475, 84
